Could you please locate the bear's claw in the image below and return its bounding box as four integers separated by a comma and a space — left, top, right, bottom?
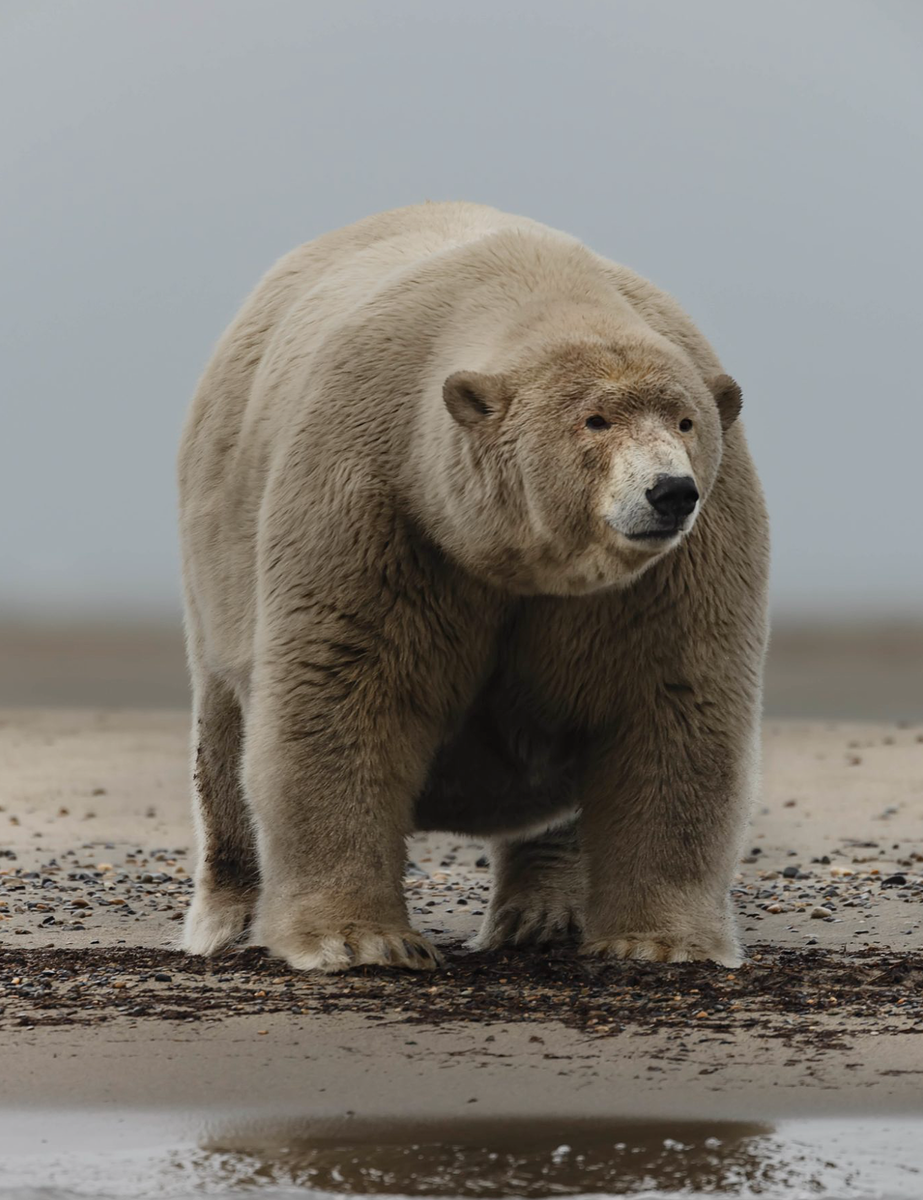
472, 892, 584, 951
582, 932, 743, 967
263, 928, 443, 974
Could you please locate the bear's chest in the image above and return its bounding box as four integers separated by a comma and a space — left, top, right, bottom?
413, 597, 639, 836
495, 595, 639, 732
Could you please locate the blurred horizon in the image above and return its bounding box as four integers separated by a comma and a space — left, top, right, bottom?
3, 1, 922, 629
2, 616, 922, 721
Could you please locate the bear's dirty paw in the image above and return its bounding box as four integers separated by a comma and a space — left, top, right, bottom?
472, 891, 584, 951
261, 927, 443, 974
182, 886, 254, 956
582, 931, 743, 968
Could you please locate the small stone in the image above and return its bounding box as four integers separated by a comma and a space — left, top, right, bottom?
475, 856, 489, 869
882, 874, 907, 887
782, 866, 799, 878
810, 906, 832, 919
154, 972, 172, 982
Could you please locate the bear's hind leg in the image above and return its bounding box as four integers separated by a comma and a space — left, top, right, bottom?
473, 818, 586, 950
182, 670, 259, 956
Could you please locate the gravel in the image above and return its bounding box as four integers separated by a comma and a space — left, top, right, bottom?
2, 943, 921, 1054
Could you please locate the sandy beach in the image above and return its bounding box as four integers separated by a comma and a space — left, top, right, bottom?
1, 706, 921, 1130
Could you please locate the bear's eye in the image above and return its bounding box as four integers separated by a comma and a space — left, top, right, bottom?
679, 418, 694, 433
585, 415, 610, 431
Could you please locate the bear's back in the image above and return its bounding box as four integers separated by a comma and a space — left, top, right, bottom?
181, 203, 548, 473
265, 201, 551, 340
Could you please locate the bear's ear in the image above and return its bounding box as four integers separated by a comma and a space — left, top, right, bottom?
443, 371, 512, 428
710, 373, 743, 432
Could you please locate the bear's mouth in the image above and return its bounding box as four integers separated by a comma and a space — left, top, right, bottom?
625, 528, 683, 542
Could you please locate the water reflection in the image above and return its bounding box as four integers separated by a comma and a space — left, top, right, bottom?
1, 1112, 919, 1197
198, 1115, 837, 1197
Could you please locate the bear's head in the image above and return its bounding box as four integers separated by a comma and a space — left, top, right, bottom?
440, 338, 741, 595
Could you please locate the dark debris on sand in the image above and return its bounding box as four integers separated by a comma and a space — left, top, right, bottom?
2, 943, 921, 1050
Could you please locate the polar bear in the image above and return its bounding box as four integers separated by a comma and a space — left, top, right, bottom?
178, 202, 769, 973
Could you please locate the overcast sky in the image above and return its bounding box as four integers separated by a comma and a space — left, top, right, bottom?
2, 0, 921, 619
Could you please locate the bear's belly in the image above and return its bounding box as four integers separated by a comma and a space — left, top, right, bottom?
412, 686, 587, 837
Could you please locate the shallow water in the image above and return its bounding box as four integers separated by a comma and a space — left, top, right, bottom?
0, 1111, 920, 1199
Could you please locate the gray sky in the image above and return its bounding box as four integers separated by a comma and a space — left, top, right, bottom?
2, 0, 921, 619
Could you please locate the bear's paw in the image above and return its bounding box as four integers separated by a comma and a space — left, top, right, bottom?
262, 927, 443, 974
182, 886, 254, 956
472, 891, 584, 951
581, 932, 743, 968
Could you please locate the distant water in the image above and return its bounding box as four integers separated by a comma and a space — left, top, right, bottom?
0, 1111, 921, 1198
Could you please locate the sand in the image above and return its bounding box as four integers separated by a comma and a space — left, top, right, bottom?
1, 709, 922, 1122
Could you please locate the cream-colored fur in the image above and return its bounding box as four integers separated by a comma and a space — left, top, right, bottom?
178, 202, 769, 972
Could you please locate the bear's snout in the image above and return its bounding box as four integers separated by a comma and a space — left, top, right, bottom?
645, 474, 699, 523
618, 473, 700, 545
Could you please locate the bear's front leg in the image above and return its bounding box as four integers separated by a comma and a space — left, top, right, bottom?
578, 698, 759, 968
243, 645, 444, 973
240, 576, 465, 974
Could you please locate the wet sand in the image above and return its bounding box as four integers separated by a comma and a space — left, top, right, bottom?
1, 709, 922, 1126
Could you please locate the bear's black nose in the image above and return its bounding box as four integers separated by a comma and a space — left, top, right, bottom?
646, 475, 699, 521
